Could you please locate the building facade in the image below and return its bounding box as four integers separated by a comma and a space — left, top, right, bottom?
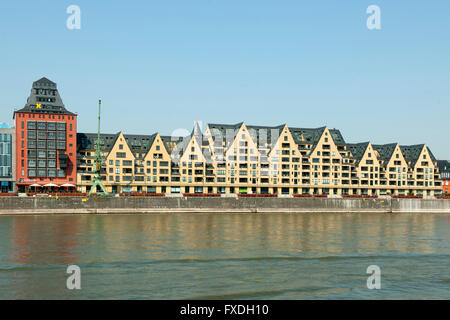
0, 125, 16, 193
13, 77, 77, 192
437, 160, 450, 194
77, 122, 443, 196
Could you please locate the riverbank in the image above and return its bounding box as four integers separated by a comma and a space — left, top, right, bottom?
1, 196, 450, 215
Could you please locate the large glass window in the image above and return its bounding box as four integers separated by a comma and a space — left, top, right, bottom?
37, 141, 46, 148
37, 169, 46, 177
57, 141, 66, 150
57, 131, 66, 140
47, 122, 56, 130
28, 150, 37, 158
27, 121, 36, 130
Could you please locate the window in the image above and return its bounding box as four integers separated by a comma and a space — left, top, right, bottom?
57, 132, 66, 140
27, 121, 36, 130
116, 152, 126, 158
47, 122, 56, 130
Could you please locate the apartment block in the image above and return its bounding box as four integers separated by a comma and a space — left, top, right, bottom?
76, 122, 443, 196
0, 125, 15, 193
13, 77, 77, 192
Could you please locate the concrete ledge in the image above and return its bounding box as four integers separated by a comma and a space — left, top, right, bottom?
0, 197, 449, 215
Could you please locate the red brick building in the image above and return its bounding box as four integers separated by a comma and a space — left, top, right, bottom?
13, 77, 77, 192
437, 160, 450, 194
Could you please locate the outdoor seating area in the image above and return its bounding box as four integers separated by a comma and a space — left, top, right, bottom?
26, 183, 77, 194
27, 192, 87, 197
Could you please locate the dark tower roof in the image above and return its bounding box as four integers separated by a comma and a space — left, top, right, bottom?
13, 77, 76, 118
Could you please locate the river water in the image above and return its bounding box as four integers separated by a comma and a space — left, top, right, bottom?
0, 212, 449, 299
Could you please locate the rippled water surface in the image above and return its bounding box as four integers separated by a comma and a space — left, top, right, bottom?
0, 212, 449, 299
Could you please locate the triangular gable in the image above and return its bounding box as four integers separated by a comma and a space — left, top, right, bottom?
309, 127, 343, 159
143, 133, 171, 161
224, 123, 259, 163
106, 132, 135, 161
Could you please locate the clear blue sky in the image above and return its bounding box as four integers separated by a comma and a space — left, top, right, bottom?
1, 1, 449, 158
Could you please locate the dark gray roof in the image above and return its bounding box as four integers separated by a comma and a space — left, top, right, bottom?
161, 135, 186, 155
372, 143, 397, 162
77, 133, 117, 152
329, 129, 346, 145
400, 144, 425, 166
437, 160, 450, 174
207, 122, 285, 147
289, 127, 322, 143
124, 134, 158, 153
14, 77, 76, 117
347, 142, 370, 164
77, 132, 158, 153
246, 124, 285, 144
208, 122, 242, 137
426, 147, 437, 162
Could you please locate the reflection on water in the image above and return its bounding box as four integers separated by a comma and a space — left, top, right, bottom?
0, 212, 449, 299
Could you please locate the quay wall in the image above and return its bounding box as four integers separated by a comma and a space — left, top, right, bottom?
0, 197, 450, 215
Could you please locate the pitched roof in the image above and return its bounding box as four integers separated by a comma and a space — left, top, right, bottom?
437, 160, 450, 175
14, 77, 76, 117
400, 144, 425, 166
427, 147, 437, 162
77, 132, 158, 153
346, 142, 370, 164
207, 122, 285, 147
246, 124, 285, 145
289, 127, 328, 154
372, 143, 398, 162
160, 135, 187, 158
329, 129, 346, 145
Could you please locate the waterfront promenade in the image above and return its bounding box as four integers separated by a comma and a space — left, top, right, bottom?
1, 196, 450, 215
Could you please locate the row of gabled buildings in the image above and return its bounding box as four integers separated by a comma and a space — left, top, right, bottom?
4, 77, 450, 196
76, 122, 445, 196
